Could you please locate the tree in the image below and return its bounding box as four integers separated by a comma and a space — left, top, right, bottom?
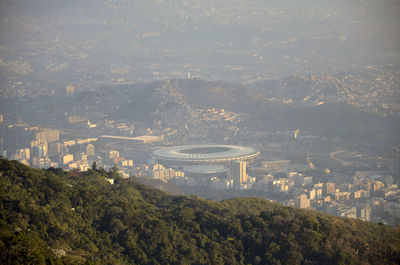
109, 165, 120, 179
91, 161, 97, 171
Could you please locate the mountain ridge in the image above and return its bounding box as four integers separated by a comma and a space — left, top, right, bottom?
0, 158, 399, 264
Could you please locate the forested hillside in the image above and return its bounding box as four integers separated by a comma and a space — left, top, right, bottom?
0, 158, 399, 264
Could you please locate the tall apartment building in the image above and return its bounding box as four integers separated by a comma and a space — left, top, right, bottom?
86, 144, 95, 158
109, 150, 120, 165
230, 161, 248, 189
31, 144, 48, 158
324, 182, 336, 195
359, 207, 371, 222
296, 194, 310, 209
48, 142, 63, 156
34, 128, 59, 145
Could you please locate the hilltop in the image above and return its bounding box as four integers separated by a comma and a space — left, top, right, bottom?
2, 76, 399, 146
0, 158, 399, 264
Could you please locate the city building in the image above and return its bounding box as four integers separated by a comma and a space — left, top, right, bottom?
359, 207, 371, 222
340, 183, 354, 193
101, 135, 163, 144
296, 194, 310, 209
309, 189, 316, 200
261, 160, 290, 173
10, 148, 30, 162
373, 181, 385, 192
66, 84, 74, 97
334, 191, 350, 201
86, 144, 95, 158
34, 128, 59, 145
4, 124, 34, 152
354, 190, 370, 199
324, 182, 336, 195
316, 188, 323, 200
230, 161, 248, 189
62, 154, 74, 165
272, 178, 293, 193
48, 142, 63, 156
210, 177, 234, 190
151, 163, 184, 182
31, 144, 48, 158
76, 138, 98, 145
109, 150, 120, 165
361, 180, 372, 191
338, 207, 357, 219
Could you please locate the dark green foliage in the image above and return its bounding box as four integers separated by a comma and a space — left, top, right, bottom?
91, 162, 97, 171
0, 158, 399, 264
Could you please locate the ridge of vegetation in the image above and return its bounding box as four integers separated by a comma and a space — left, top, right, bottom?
0, 158, 399, 264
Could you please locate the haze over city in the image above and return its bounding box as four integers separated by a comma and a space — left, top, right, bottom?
0, 1, 400, 263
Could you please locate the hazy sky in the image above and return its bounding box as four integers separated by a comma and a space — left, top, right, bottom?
0, 0, 399, 82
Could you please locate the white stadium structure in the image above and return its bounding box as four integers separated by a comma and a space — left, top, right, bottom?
152, 144, 260, 165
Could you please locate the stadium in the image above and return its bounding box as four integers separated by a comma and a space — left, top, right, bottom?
152, 144, 260, 165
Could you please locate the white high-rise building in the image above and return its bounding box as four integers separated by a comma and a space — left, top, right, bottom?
86, 144, 95, 158
309, 189, 316, 201
360, 207, 371, 222
230, 161, 247, 189
109, 150, 120, 164
297, 194, 310, 209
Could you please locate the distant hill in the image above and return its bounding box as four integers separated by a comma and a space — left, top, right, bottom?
92, 79, 400, 145
1, 158, 399, 264
1, 76, 399, 146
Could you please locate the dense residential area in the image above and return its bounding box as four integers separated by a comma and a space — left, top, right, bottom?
0, 77, 399, 225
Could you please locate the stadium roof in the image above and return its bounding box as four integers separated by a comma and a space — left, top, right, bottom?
153, 144, 259, 164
